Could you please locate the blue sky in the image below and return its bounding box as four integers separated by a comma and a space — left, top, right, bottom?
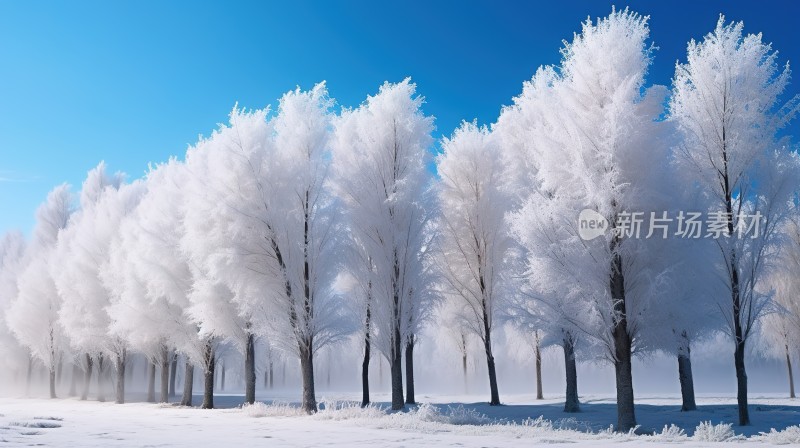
1, 0, 799, 235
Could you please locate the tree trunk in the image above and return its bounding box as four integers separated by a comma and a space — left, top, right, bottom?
245, 332, 256, 404
25, 356, 33, 396
479, 279, 500, 406
269, 359, 274, 389
202, 343, 214, 409
160, 346, 169, 403
219, 361, 226, 391
678, 352, 696, 411
181, 360, 194, 407
69, 363, 79, 396
96, 355, 105, 402
734, 338, 749, 425
390, 327, 404, 410
563, 334, 580, 412
169, 352, 178, 398
299, 344, 317, 413
461, 333, 468, 393
405, 338, 416, 405
56, 355, 63, 388
610, 247, 636, 432
362, 279, 372, 407
146, 360, 156, 403
482, 334, 500, 406
361, 330, 371, 407
786, 344, 796, 399
115, 349, 126, 404
81, 354, 93, 401
49, 366, 56, 398
535, 331, 543, 400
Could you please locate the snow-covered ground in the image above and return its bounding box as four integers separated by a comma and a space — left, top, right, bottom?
1, 393, 798, 447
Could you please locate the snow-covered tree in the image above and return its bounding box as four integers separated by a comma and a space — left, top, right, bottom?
670, 15, 800, 425
183, 83, 346, 412
181, 109, 260, 408
435, 121, 511, 405
496, 64, 584, 413
505, 9, 669, 431
53, 162, 127, 402
103, 160, 205, 405
6, 184, 74, 398
332, 78, 435, 410
0, 231, 28, 377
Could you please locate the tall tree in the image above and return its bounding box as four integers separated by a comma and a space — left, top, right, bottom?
435, 121, 511, 406
505, 9, 669, 431
332, 79, 435, 410
6, 184, 74, 399
54, 163, 140, 404
670, 16, 800, 425
496, 66, 583, 413
103, 160, 206, 406
0, 231, 29, 381
182, 83, 346, 413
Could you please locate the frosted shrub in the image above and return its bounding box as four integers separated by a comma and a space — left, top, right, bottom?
442, 405, 490, 425
413, 403, 445, 424
754, 426, 800, 445
241, 402, 306, 418
315, 400, 385, 420
650, 424, 688, 442
522, 416, 554, 431
692, 421, 744, 442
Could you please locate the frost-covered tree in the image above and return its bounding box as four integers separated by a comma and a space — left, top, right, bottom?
496, 65, 584, 413
505, 9, 669, 431
435, 121, 511, 405
332, 78, 435, 410
670, 16, 800, 425
436, 297, 474, 392
0, 231, 28, 377
53, 162, 128, 402
183, 83, 346, 413
6, 184, 74, 398
103, 160, 205, 405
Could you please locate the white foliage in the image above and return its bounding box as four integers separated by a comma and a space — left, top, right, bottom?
435, 121, 512, 348
55, 163, 144, 361
0, 231, 28, 370
502, 8, 668, 361
6, 184, 74, 372
670, 15, 800, 345
332, 78, 435, 361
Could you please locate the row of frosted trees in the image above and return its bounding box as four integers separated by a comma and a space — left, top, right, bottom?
1, 9, 800, 432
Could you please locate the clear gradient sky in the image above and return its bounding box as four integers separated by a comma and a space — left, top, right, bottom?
1, 0, 799, 235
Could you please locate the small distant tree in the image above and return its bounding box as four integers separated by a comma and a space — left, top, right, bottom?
435, 121, 511, 406
758, 214, 800, 399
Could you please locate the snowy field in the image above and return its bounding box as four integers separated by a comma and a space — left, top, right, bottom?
1, 393, 799, 447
